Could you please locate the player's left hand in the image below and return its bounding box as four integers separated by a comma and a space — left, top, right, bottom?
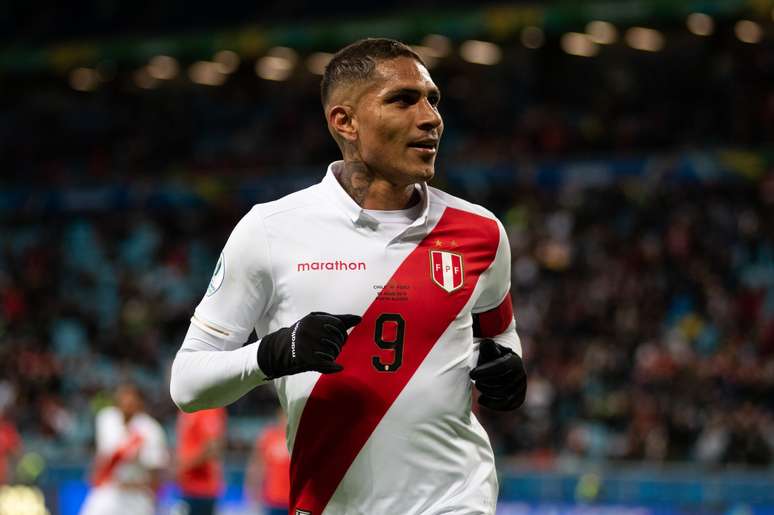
470, 339, 527, 411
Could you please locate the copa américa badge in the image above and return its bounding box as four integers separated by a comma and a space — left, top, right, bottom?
206, 253, 225, 296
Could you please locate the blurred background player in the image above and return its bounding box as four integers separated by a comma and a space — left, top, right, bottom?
244, 408, 289, 515
79, 383, 168, 515
175, 407, 227, 515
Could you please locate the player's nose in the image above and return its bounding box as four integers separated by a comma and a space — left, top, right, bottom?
417, 98, 442, 132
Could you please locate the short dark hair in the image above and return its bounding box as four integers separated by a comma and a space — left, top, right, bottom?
321, 38, 425, 107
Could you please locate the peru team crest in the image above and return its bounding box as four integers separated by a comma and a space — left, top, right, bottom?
430, 250, 464, 293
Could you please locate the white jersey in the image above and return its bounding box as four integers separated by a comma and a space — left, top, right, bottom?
174, 161, 519, 515
79, 407, 168, 515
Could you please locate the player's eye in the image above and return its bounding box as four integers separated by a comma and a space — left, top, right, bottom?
428, 94, 440, 107
388, 93, 418, 105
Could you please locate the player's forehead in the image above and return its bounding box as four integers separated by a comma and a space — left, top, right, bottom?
368, 57, 439, 97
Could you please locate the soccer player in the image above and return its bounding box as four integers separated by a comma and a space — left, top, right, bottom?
170, 38, 527, 514
80, 383, 168, 515
245, 408, 291, 515
176, 407, 227, 515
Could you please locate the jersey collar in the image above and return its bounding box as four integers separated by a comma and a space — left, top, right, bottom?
321, 161, 430, 231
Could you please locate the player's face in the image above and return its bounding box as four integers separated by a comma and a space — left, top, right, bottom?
116, 385, 143, 418
354, 57, 443, 186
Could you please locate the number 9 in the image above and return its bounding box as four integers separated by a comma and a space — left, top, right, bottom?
372, 313, 405, 372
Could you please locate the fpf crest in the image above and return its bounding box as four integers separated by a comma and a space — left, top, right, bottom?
429, 250, 464, 293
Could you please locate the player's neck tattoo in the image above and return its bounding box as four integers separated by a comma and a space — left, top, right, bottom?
340, 161, 374, 207
340, 160, 418, 209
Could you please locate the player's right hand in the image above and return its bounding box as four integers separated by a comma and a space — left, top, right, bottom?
257, 312, 362, 379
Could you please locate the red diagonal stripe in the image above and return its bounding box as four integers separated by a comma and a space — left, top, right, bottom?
289, 207, 500, 514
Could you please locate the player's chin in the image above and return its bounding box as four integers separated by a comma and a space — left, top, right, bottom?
405, 163, 434, 183
410, 156, 436, 181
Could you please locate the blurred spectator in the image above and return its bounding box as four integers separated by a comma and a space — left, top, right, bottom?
176, 408, 227, 515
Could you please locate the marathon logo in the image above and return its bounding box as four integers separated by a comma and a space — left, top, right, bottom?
297, 261, 366, 272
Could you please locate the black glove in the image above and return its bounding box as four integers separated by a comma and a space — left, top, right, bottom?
257, 312, 362, 379
470, 339, 527, 411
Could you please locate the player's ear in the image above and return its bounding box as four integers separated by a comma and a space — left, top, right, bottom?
328, 105, 357, 143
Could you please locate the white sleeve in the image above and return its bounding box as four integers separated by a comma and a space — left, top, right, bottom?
192, 206, 274, 344
473, 218, 511, 313
170, 207, 274, 412
170, 325, 268, 411
472, 218, 522, 357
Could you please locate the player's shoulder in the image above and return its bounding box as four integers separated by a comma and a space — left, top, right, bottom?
95, 405, 121, 423
227, 184, 322, 240
428, 185, 501, 225
248, 183, 323, 222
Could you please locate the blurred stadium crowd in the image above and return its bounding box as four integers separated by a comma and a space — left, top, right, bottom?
1, 4, 774, 479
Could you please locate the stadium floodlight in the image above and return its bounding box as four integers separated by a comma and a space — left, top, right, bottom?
422, 34, 451, 57
560, 32, 599, 57
521, 26, 545, 49
267, 46, 299, 63
147, 55, 179, 80
686, 13, 714, 36
306, 52, 333, 76
213, 50, 240, 74
68, 67, 100, 91
459, 40, 502, 65
189, 61, 227, 86
255, 47, 298, 81
735, 20, 762, 44
586, 21, 618, 45
625, 27, 665, 52
256, 57, 293, 81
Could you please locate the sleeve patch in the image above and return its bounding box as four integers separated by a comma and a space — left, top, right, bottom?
206, 253, 225, 296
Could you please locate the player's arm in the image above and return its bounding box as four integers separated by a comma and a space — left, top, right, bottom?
170, 208, 275, 412
172, 314, 361, 412
179, 437, 223, 473
469, 218, 527, 411
170, 208, 361, 412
